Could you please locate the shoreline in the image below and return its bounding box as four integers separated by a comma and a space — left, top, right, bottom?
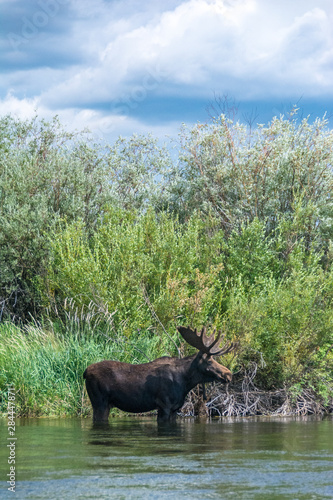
180, 385, 333, 418
1, 386, 332, 420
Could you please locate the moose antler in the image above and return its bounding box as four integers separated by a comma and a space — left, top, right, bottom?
177, 325, 235, 356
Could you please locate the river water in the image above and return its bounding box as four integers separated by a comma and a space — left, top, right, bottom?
0, 416, 332, 499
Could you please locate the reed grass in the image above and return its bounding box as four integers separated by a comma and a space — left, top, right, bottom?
0, 320, 174, 417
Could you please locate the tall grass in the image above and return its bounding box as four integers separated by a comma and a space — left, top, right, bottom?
0, 321, 177, 417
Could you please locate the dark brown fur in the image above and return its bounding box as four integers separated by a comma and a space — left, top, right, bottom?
84, 352, 232, 423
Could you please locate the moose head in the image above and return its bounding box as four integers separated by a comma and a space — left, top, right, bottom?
177, 325, 234, 382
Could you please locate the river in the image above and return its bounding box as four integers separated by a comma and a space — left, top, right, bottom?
0, 416, 332, 499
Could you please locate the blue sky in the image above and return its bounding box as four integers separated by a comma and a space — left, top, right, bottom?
1, 0, 333, 142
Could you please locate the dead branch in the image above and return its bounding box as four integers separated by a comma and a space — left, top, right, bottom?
178, 364, 331, 418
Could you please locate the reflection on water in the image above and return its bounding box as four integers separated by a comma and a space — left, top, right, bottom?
0, 416, 332, 499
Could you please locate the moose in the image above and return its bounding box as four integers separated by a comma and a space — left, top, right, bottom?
83, 326, 235, 423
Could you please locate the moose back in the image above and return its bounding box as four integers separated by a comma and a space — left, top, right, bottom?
83, 326, 235, 422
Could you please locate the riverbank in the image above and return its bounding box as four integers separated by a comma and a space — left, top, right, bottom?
1, 114, 333, 420
181, 380, 333, 418
1, 322, 332, 419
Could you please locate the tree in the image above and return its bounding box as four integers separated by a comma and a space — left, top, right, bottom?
167, 111, 333, 251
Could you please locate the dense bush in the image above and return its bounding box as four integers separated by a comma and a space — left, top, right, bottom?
0, 115, 169, 319
41, 208, 226, 335
0, 112, 332, 415
38, 209, 332, 398
169, 111, 333, 246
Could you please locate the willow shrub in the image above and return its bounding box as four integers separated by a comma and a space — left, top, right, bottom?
226, 256, 333, 399
0, 115, 170, 320
170, 111, 333, 249
0, 115, 109, 319
41, 208, 227, 338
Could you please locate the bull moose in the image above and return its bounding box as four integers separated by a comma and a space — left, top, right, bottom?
83, 326, 235, 422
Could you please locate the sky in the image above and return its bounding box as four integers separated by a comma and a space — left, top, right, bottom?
1, 0, 333, 143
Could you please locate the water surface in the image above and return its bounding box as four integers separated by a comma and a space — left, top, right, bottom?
1, 416, 332, 499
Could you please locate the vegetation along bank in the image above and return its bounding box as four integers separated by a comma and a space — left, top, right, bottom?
0, 111, 332, 417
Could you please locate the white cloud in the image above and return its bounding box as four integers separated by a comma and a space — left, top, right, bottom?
0, 92, 41, 119
0, 92, 177, 143
2, 0, 333, 138
39, 0, 333, 109
259, 7, 333, 98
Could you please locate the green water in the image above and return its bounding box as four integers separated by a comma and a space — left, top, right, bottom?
0, 416, 332, 499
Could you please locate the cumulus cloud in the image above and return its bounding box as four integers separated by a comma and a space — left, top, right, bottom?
277, 8, 333, 92
41, 0, 258, 107
1, 0, 333, 138
0, 91, 178, 143
0, 92, 41, 119
40, 0, 333, 106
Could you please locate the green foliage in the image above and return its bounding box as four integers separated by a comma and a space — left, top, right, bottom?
41, 208, 226, 335
224, 218, 282, 286
0, 115, 105, 319
226, 262, 333, 396
0, 115, 169, 319
38, 208, 333, 401
1, 112, 333, 413
171, 112, 333, 245
105, 134, 170, 210
0, 321, 178, 417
